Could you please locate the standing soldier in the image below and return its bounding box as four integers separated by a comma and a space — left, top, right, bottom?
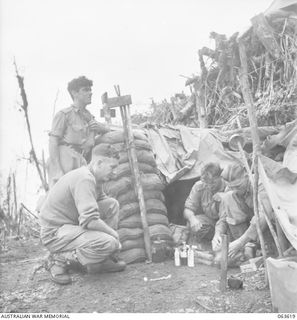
48, 76, 109, 187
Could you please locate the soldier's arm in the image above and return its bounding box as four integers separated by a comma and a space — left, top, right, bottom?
49, 136, 64, 174
73, 177, 119, 240
184, 182, 203, 231
48, 111, 66, 179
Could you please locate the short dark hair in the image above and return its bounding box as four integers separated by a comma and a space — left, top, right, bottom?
67, 76, 93, 99
201, 162, 222, 178
92, 144, 120, 160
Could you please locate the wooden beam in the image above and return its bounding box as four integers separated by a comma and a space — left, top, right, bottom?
220, 234, 228, 292
106, 95, 132, 108
101, 92, 111, 124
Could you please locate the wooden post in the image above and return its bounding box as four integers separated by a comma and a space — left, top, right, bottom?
113, 86, 152, 262
220, 234, 228, 292
101, 92, 112, 125
238, 38, 268, 282
275, 220, 289, 253
233, 137, 283, 258
125, 105, 152, 262
42, 150, 48, 186
193, 81, 207, 128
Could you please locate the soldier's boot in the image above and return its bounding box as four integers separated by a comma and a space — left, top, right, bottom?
45, 254, 71, 285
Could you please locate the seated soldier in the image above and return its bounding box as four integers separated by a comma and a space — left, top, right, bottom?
218, 163, 274, 258
183, 162, 227, 248
39, 149, 126, 285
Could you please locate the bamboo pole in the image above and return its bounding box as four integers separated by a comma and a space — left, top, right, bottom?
238, 38, 268, 282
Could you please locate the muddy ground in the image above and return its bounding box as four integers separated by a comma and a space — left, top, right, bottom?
0, 237, 272, 313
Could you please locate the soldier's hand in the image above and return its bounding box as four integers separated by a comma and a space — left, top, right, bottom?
189, 216, 202, 233
213, 192, 224, 202
88, 120, 110, 133
212, 233, 222, 251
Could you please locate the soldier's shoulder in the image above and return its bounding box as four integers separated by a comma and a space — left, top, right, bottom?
192, 180, 206, 192
59, 106, 74, 114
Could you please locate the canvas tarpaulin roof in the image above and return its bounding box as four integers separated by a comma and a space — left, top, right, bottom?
146, 123, 297, 250
146, 125, 243, 183
259, 120, 297, 250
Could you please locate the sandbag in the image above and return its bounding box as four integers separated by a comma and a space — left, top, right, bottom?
140, 174, 165, 191
117, 190, 165, 207
105, 174, 164, 199
118, 227, 143, 243
149, 224, 173, 242
103, 177, 131, 197
96, 130, 148, 144
114, 140, 152, 152
121, 237, 145, 251
119, 149, 156, 167
118, 248, 146, 264
119, 199, 167, 221
119, 213, 169, 229
114, 162, 157, 179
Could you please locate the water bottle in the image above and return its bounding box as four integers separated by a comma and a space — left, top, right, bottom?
174, 247, 181, 266
187, 245, 194, 267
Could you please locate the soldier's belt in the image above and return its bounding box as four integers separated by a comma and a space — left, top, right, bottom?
60, 141, 83, 154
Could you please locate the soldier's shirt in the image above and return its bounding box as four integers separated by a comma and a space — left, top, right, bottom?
49, 105, 95, 147
185, 180, 227, 220
185, 179, 227, 234
39, 166, 107, 245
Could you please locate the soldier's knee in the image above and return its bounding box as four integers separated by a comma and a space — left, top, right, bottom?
107, 236, 120, 253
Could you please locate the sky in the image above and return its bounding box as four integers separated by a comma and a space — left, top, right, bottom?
0, 0, 272, 206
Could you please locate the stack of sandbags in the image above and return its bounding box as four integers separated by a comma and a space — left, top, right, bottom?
94, 129, 173, 264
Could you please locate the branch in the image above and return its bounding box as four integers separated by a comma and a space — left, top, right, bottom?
13, 58, 49, 192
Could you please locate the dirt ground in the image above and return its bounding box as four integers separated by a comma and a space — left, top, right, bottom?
0, 237, 272, 313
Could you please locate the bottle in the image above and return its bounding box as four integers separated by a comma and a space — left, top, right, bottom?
187, 245, 194, 267
174, 247, 181, 266
180, 242, 188, 266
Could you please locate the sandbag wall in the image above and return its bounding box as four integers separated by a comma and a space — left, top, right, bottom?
94, 130, 173, 264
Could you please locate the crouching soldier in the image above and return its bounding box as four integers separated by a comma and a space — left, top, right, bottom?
183, 162, 227, 248
217, 163, 273, 258
39, 151, 126, 285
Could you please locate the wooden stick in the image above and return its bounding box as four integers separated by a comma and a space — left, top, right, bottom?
12, 173, 18, 221
275, 220, 289, 253
42, 150, 48, 186
124, 105, 152, 262
101, 92, 112, 125
238, 38, 268, 283
220, 234, 228, 292
20, 203, 38, 219
236, 141, 283, 257
114, 87, 152, 262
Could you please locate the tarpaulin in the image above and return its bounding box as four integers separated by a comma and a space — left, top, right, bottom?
146, 125, 242, 183
259, 149, 297, 250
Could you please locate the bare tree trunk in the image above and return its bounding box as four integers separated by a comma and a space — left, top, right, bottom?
13, 59, 49, 192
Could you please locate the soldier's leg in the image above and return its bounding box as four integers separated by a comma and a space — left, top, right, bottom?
187, 215, 215, 243
44, 224, 123, 283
